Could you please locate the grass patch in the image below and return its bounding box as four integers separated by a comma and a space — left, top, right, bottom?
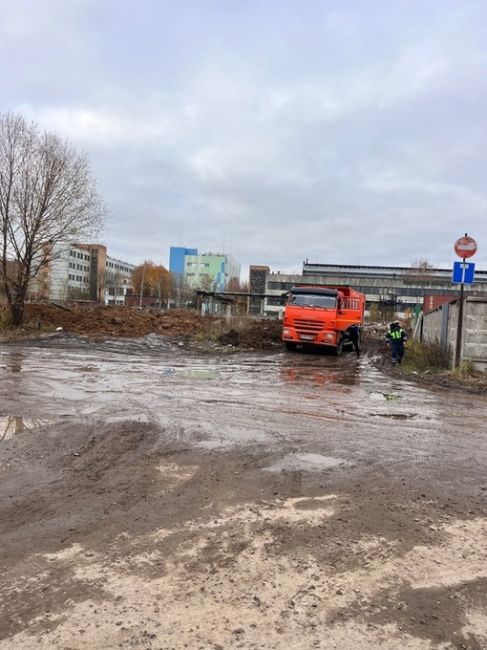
402, 339, 451, 373
0, 308, 12, 329
451, 360, 481, 378
192, 317, 245, 345
192, 320, 227, 344
0, 305, 59, 340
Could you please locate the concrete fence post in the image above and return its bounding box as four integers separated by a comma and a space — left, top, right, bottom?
440, 303, 449, 353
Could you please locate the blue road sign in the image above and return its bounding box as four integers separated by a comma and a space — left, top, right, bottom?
452, 261, 475, 284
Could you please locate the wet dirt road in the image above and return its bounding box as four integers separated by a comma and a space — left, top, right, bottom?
1, 336, 487, 649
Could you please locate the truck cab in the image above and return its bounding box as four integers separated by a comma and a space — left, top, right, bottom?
281, 285, 365, 353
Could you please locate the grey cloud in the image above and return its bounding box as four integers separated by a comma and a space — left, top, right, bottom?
1, 0, 486, 274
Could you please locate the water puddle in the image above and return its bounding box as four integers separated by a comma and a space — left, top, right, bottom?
1, 352, 23, 373
369, 392, 401, 401
176, 369, 218, 380
0, 342, 444, 454
264, 453, 347, 473
196, 440, 227, 450
280, 360, 361, 388
195, 426, 273, 449
0, 416, 51, 441
75, 365, 99, 373
373, 413, 416, 420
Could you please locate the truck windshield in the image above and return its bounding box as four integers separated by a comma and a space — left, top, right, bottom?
289, 294, 336, 309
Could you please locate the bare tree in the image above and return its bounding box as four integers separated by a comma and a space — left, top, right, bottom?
404, 259, 436, 283
97, 268, 106, 303
105, 269, 123, 304
170, 273, 195, 307
0, 112, 104, 326
225, 277, 242, 292
413, 259, 435, 271
198, 273, 216, 292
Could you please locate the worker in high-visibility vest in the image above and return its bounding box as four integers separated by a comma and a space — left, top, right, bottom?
386, 321, 407, 365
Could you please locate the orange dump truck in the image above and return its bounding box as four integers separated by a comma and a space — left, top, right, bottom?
282, 285, 366, 353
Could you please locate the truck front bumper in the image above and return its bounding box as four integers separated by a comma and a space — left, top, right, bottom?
282, 327, 338, 346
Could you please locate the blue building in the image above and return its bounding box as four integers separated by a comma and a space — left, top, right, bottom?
169, 246, 198, 275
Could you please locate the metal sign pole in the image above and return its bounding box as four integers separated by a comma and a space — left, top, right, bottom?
452, 232, 478, 368
454, 258, 465, 368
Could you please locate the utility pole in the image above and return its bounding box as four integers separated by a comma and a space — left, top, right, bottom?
139, 264, 146, 309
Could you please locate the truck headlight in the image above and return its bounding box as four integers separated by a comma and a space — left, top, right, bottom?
283, 328, 292, 337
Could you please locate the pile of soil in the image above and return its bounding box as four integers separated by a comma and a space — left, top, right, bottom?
219, 319, 282, 350
24, 303, 214, 339
18, 303, 283, 350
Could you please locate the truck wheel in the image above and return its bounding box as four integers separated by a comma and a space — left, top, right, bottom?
285, 341, 298, 352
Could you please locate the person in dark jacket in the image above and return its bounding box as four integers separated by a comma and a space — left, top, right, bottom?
386, 321, 407, 365
347, 324, 361, 357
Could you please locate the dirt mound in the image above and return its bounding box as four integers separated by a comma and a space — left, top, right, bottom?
20, 303, 284, 350
218, 319, 282, 350
24, 303, 214, 339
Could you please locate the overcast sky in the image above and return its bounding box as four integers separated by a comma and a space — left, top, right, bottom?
1, 0, 486, 275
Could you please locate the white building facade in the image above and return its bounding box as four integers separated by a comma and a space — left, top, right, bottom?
105, 255, 135, 305
41, 243, 134, 304
47, 243, 92, 301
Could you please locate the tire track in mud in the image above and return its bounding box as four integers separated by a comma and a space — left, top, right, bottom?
1, 340, 487, 648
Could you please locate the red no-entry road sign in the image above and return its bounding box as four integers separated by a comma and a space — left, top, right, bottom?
454, 236, 477, 259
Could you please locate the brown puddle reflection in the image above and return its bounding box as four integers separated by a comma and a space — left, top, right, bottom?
4, 351, 23, 373
280, 365, 361, 388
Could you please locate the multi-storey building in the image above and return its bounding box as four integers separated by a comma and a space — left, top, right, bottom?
184, 252, 240, 291
104, 255, 135, 305
44, 243, 93, 301
169, 246, 241, 291
248, 265, 270, 315
169, 246, 198, 276
32, 243, 134, 304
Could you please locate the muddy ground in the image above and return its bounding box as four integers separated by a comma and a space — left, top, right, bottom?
5, 303, 486, 392
15, 303, 283, 351
1, 336, 487, 649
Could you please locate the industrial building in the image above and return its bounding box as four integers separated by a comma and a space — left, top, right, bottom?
249, 262, 487, 317
169, 246, 241, 291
